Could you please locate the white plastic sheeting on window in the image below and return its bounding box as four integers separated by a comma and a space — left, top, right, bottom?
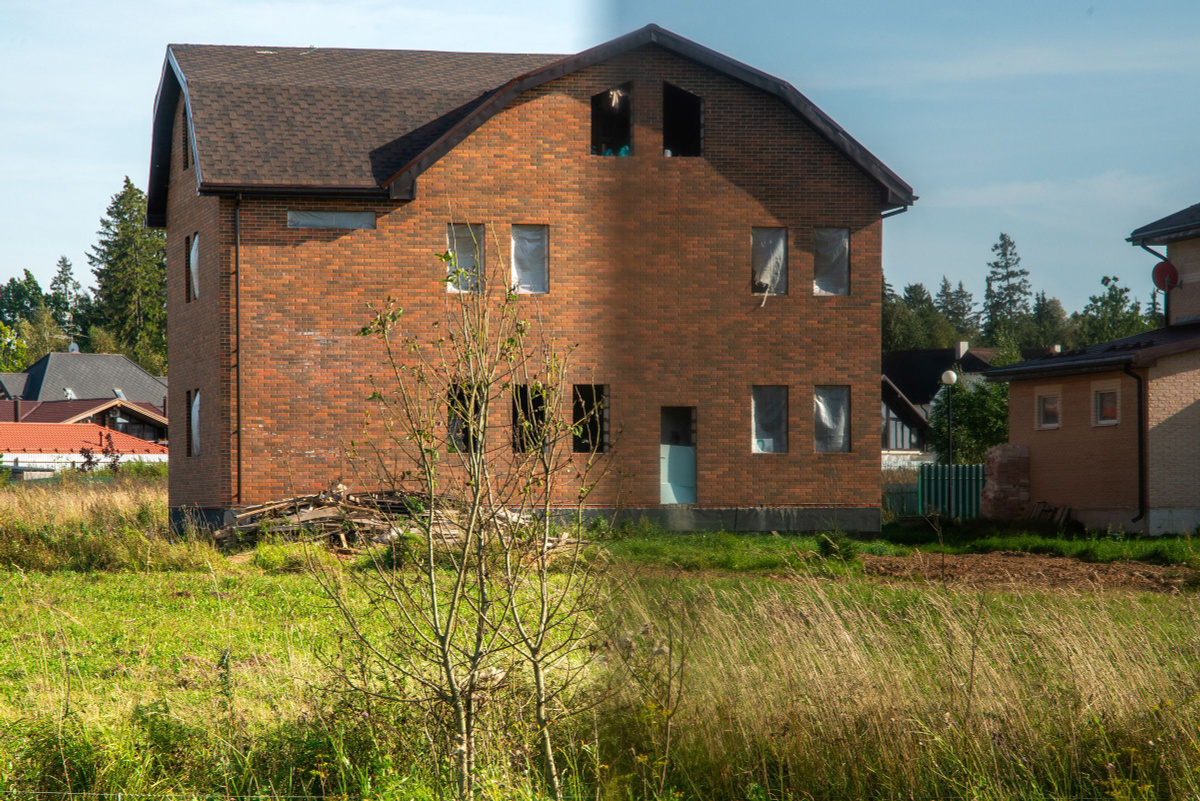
287, 211, 376, 229
813, 228, 849, 296
447, 223, 484, 293
814, 385, 850, 453
511, 224, 549, 294
752, 385, 788, 453
751, 228, 787, 295
189, 234, 201, 300
190, 390, 201, 457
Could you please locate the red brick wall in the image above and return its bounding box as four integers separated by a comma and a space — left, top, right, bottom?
168, 45, 889, 514
166, 98, 234, 513
1008, 370, 1142, 528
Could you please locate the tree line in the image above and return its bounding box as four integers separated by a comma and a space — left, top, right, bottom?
0, 178, 166, 374
883, 232, 1163, 355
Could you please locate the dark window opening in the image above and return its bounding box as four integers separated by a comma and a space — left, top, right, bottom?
181, 108, 189, 171
591, 83, 632, 156
660, 406, 696, 447
185, 390, 193, 457
662, 83, 703, 157
512, 384, 548, 453
184, 235, 192, 303
573, 385, 609, 454
448, 385, 484, 453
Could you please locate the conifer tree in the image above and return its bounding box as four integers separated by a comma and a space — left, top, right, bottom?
88, 177, 167, 371
982, 233, 1032, 345
935, 276, 979, 338
48, 256, 82, 331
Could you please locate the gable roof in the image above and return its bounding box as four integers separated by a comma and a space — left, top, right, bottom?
18, 353, 168, 406
0, 398, 167, 426
0, 423, 168, 456
148, 24, 916, 225
986, 322, 1200, 381
1128, 202, 1200, 246
881, 375, 930, 431
0, 373, 27, 400
881, 347, 996, 407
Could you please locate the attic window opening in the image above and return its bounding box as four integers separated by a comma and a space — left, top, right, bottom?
286, 211, 376, 230
591, 83, 632, 156
662, 83, 703, 157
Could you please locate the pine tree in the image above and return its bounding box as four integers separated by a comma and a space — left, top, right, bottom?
48, 256, 82, 331
882, 276, 919, 354
982, 233, 1032, 346
0, 269, 46, 327
903, 282, 957, 349
1029, 291, 1070, 348
88, 177, 167, 371
935, 276, 979, 338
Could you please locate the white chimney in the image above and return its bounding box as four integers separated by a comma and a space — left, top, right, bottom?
954, 341, 969, 360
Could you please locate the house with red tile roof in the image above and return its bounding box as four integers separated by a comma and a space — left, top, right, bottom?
0, 423, 167, 473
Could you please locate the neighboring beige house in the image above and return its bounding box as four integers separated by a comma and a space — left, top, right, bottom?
987, 203, 1200, 534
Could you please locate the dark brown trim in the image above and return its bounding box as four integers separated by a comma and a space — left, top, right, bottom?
201, 183, 391, 198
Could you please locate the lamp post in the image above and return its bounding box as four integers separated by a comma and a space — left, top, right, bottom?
941, 370, 958, 520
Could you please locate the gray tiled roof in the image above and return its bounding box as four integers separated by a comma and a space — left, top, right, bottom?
18, 353, 168, 407
986, 322, 1200, 380
0, 373, 28, 400
1128, 202, 1200, 245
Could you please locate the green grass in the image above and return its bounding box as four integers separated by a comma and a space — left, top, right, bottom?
883, 519, 1200, 567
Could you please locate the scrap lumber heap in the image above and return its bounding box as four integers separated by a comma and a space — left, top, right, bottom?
214, 483, 582, 555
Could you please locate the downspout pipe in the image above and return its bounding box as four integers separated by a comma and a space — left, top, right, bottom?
1139, 244, 1172, 324
1123, 364, 1146, 524
234, 194, 243, 505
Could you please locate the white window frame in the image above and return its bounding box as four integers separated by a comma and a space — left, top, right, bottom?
510, 224, 549, 294
1034, 385, 1061, 430
1092, 381, 1120, 427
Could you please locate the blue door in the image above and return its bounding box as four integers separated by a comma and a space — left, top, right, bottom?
660, 407, 696, 504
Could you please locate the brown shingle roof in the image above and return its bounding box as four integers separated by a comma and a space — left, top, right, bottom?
168, 45, 561, 188
148, 25, 917, 226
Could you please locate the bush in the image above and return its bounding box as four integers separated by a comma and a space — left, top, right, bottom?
817, 530, 858, 561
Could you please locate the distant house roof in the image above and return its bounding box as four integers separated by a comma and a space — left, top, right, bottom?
148, 24, 916, 225
0, 398, 168, 426
0, 373, 27, 399
986, 322, 1200, 381
0, 423, 168, 455
16, 353, 168, 407
881, 347, 996, 408
1128, 202, 1200, 246
882, 375, 929, 432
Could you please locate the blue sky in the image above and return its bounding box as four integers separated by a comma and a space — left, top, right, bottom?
2, 0, 1198, 314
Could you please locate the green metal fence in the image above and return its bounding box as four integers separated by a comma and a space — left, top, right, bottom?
918, 464, 986, 519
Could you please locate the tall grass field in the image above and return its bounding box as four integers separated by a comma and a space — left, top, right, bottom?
1, 473, 1198, 799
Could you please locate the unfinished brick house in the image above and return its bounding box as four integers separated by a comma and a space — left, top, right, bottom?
987, 203, 1200, 534
147, 24, 916, 530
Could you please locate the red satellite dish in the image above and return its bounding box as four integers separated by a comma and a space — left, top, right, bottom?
1153, 261, 1180, 292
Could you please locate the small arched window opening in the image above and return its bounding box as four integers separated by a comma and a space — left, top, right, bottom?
662, 83, 703, 157
591, 83, 632, 156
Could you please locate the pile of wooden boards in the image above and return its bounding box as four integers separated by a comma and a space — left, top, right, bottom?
213, 484, 561, 552
1028, 501, 1071, 529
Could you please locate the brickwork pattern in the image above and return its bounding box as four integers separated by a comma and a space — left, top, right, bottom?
1147, 349, 1200, 508
1167, 239, 1200, 324
1007, 370, 1141, 519
167, 46, 887, 513
981, 444, 1029, 519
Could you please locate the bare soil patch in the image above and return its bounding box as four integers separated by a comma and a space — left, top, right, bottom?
863, 550, 1197, 593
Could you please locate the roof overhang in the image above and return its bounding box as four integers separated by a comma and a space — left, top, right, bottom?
881, 375, 929, 430
149, 24, 916, 221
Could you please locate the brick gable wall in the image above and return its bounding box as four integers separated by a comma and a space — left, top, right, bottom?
167, 45, 887, 523
1147, 349, 1200, 520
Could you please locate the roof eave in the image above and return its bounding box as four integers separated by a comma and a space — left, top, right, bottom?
147, 48, 201, 229
984, 357, 1134, 382
1127, 223, 1200, 247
